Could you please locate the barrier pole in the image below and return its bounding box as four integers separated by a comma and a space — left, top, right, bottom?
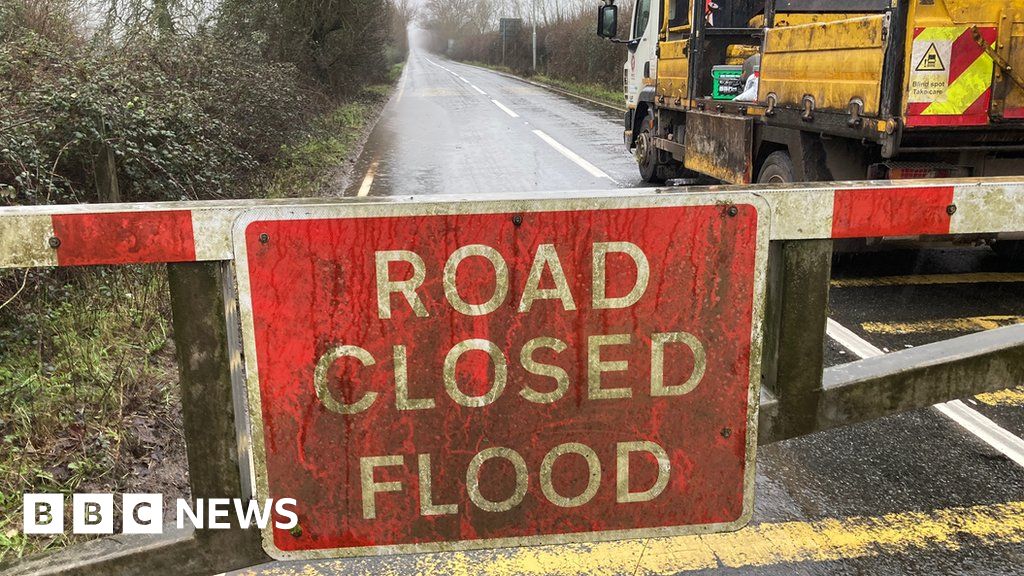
760, 239, 833, 440
166, 261, 269, 573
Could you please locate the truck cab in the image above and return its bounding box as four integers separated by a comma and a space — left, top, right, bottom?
599, 0, 1024, 185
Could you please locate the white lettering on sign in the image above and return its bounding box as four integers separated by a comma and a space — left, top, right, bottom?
314, 331, 706, 415
592, 242, 650, 310
519, 337, 570, 404
329, 241, 708, 416
375, 251, 428, 319
374, 242, 650, 319
357, 439, 674, 517
444, 339, 508, 408
314, 345, 377, 415
444, 244, 510, 316
330, 239, 709, 520
519, 244, 576, 313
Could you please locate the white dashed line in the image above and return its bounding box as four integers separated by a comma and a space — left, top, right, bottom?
532, 130, 612, 180
427, 56, 612, 183
357, 160, 379, 197
424, 58, 485, 94
827, 317, 1024, 468
491, 100, 520, 118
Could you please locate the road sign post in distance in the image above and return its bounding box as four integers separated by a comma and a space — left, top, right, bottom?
232, 194, 769, 559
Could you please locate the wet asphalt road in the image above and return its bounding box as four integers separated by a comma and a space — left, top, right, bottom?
342, 50, 640, 198
239, 50, 1024, 575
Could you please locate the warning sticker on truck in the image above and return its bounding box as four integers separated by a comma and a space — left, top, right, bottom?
908, 38, 953, 103
916, 43, 946, 72
906, 26, 997, 127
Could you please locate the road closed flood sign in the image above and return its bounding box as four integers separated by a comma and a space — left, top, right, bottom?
233, 194, 768, 559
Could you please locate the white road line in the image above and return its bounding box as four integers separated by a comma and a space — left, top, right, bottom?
935, 400, 1024, 468
826, 318, 884, 358
532, 129, 613, 180
357, 160, 379, 197
424, 58, 485, 94
425, 58, 455, 74
491, 99, 520, 118
827, 317, 1024, 468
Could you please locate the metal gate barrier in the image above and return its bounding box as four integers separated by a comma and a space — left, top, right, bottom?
0, 177, 1022, 575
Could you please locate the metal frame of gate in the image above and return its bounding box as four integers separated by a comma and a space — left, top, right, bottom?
1, 177, 1023, 575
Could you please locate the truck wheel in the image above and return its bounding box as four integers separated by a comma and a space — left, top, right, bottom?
757, 151, 796, 184
635, 113, 662, 183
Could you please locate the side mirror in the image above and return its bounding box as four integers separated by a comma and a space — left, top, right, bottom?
597, 5, 618, 39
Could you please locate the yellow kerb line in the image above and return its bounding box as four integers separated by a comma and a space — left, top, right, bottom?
239, 501, 1024, 576
831, 272, 1024, 288
861, 315, 1024, 334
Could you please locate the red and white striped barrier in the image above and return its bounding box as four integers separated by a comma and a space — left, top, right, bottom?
1, 178, 1023, 269
0, 202, 236, 268
761, 179, 1024, 241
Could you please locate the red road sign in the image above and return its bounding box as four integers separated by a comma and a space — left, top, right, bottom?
233, 194, 768, 559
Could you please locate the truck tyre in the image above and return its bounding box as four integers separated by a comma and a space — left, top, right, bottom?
757, 151, 796, 184
635, 112, 662, 183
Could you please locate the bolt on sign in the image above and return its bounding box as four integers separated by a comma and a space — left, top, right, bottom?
232, 194, 769, 559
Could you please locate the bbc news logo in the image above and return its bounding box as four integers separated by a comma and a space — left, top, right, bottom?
23, 494, 297, 535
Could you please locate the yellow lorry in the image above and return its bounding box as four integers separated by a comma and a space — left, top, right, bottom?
598, 0, 1024, 186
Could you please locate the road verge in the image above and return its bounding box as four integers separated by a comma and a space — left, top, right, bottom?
457, 60, 627, 113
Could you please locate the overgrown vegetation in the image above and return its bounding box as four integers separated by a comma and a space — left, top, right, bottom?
1, 0, 412, 204
267, 77, 398, 198
0, 267, 181, 559
423, 0, 629, 100
0, 0, 411, 562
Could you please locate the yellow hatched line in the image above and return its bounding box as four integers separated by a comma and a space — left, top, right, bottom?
831, 272, 1024, 288
238, 500, 1024, 575
976, 386, 1024, 407
862, 315, 1024, 334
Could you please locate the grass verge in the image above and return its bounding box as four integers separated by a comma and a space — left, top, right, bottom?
463, 61, 624, 110
266, 70, 401, 198
0, 266, 183, 561
531, 74, 625, 109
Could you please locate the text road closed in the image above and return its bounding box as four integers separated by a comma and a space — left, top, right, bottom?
237, 200, 765, 558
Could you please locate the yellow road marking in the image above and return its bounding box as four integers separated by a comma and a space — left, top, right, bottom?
862, 315, 1024, 334
394, 66, 408, 103
357, 160, 379, 197
831, 272, 1024, 288
976, 386, 1024, 407
239, 500, 1024, 575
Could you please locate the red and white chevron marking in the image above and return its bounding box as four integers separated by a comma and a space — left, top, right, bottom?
1, 179, 1023, 269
